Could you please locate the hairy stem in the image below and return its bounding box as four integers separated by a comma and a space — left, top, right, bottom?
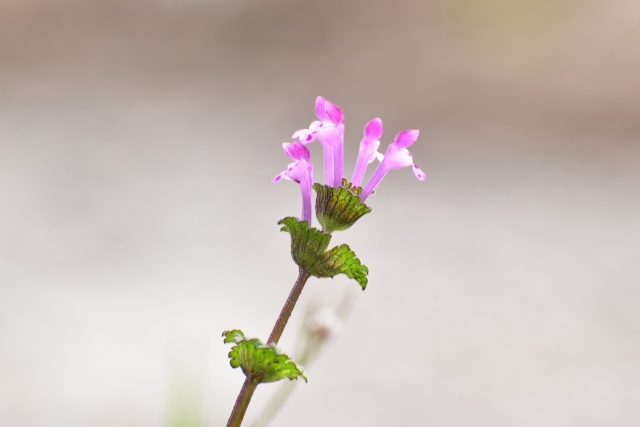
226, 268, 311, 427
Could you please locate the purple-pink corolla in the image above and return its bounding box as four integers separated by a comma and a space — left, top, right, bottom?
275, 97, 425, 224
359, 129, 426, 201
272, 142, 313, 223
351, 118, 383, 188
293, 97, 344, 188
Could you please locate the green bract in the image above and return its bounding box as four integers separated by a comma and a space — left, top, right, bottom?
222, 330, 307, 383
278, 217, 369, 289
314, 179, 371, 233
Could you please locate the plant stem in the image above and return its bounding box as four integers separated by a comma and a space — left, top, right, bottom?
227, 377, 260, 427
226, 268, 311, 427
250, 335, 318, 427
251, 288, 357, 427
267, 268, 311, 345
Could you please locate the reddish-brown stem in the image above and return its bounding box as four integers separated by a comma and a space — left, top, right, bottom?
267, 268, 311, 345
226, 268, 311, 427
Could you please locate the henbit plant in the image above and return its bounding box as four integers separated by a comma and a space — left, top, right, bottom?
223, 96, 425, 427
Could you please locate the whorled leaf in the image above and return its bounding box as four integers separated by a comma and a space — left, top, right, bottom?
278, 217, 330, 272
222, 330, 307, 383
318, 244, 369, 289
314, 179, 371, 234
279, 217, 369, 289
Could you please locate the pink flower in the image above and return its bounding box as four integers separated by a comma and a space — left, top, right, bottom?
272, 142, 313, 223
292, 96, 344, 188
278, 97, 425, 224
360, 130, 426, 202
351, 118, 383, 187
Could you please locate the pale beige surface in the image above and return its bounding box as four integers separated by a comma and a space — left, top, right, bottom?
1, 1, 639, 426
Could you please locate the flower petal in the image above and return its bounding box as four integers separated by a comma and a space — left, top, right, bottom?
292, 129, 315, 143
315, 96, 343, 126
324, 100, 343, 126
315, 125, 343, 148
380, 146, 414, 171
315, 96, 328, 122
271, 172, 285, 184
360, 131, 423, 201
296, 97, 346, 187
351, 118, 383, 187
314, 121, 344, 188
283, 142, 310, 162
393, 130, 419, 149
273, 158, 313, 223
364, 117, 383, 140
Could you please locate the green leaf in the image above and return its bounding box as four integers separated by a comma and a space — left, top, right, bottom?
319, 244, 369, 289
314, 180, 372, 233
278, 217, 331, 271
222, 330, 307, 383
279, 217, 369, 289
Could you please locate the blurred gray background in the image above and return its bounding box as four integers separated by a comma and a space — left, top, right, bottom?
1, 0, 639, 426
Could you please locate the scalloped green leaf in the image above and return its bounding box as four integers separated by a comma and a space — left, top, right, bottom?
222, 330, 307, 383
279, 217, 369, 289
314, 180, 371, 233
319, 243, 369, 289
279, 217, 331, 272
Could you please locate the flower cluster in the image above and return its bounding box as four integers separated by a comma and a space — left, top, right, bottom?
272, 96, 425, 226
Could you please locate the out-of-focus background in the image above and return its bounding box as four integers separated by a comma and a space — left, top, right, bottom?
1, 0, 639, 426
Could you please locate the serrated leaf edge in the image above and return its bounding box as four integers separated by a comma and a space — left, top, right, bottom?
279, 217, 369, 289
222, 330, 308, 383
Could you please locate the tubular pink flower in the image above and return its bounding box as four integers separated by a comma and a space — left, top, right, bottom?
272, 142, 314, 224
292, 96, 344, 188
360, 130, 426, 202
351, 118, 383, 187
